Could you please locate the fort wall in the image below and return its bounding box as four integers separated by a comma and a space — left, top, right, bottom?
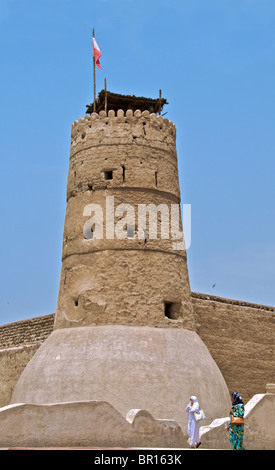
192, 292, 275, 403
0, 314, 54, 407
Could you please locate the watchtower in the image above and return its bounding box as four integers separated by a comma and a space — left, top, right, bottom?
54, 92, 193, 330
11, 92, 231, 432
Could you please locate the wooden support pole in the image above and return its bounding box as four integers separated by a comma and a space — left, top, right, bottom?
159, 89, 162, 115
104, 78, 107, 114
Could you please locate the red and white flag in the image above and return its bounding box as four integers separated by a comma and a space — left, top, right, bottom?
92, 37, 102, 69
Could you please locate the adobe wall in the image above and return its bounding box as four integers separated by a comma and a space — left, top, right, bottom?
0, 315, 54, 407
0, 401, 186, 448
192, 292, 275, 403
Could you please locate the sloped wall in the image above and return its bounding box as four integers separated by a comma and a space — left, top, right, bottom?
0, 292, 274, 408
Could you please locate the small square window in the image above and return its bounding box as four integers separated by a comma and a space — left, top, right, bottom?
164, 301, 180, 320
104, 170, 113, 180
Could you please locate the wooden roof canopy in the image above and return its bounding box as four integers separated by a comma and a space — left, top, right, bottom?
86, 90, 168, 115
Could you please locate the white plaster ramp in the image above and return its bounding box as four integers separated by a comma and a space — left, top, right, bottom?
0, 400, 185, 448
200, 392, 275, 450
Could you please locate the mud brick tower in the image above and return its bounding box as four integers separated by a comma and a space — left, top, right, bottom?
56, 93, 194, 330
12, 92, 231, 432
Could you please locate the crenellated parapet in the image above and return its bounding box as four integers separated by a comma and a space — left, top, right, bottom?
66, 108, 180, 204
70, 109, 176, 157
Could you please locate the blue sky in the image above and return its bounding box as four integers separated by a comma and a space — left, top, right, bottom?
0, 0, 274, 324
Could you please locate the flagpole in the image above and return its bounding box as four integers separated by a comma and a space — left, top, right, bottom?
93, 28, 96, 112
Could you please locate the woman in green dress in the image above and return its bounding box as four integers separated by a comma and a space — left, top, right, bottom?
226, 392, 245, 450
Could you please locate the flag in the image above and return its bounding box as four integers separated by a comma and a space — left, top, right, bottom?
92, 37, 102, 69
